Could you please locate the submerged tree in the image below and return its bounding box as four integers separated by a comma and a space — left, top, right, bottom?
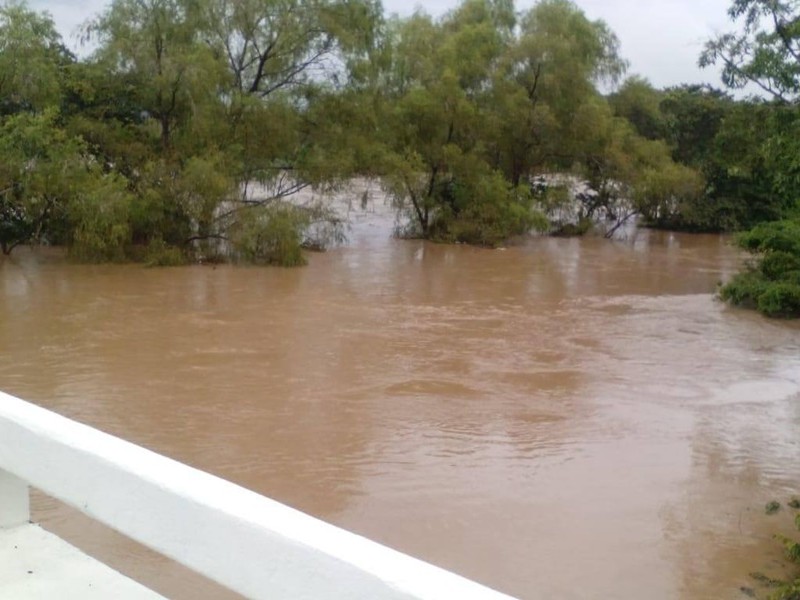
569, 97, 702, 237
0, 0, 731, 262
486, 0, 626, 186
378, 2, 546, 246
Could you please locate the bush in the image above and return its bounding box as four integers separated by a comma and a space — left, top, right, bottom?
738, 220, 800, 255
721, 219, 800, 318
68, 175, 133, 263
757, 283, 800, 318
144, 238, 188, 267
748, 500, 800, 600
761, 251, 800, 280
551, 218, 594, 237
230, 204, 308, 267
429, 171, 547, 247
719, 271, 769, 309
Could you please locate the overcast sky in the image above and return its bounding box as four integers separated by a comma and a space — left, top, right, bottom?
31, 0, 735, 90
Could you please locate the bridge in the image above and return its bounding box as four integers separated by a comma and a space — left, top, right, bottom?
0, 391, 516, 599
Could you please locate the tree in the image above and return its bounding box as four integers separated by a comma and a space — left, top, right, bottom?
700, 0, 800, 102
199, 0, 382, 97
705, 0, 800, 316
180, 0, 383, 259
698, 0, 800, 222
0, 2, 68, 114
85, 0, 225, 151
608, 76, 666, 141
659, 85, 732, 167
486, 0, 626, 185
653, 87, 784, 232
0, 0, 730, 261
378, 3, 546, 245
0, 110, 123, 256
570, 98, 703, 237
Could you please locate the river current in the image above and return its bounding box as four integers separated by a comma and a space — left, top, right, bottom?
1, 195, 799, 599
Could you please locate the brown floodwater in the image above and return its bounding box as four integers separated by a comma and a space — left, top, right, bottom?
1, 207, 799, 599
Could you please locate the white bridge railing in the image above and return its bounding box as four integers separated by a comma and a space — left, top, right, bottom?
0, 391, 516, 600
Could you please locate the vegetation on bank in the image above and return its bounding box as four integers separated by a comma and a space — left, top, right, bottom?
720, 219, 800, 318
746, 498, 800, 599
0, 0, 758, 264
697, 0, 800, 318
0, 0, 798, 314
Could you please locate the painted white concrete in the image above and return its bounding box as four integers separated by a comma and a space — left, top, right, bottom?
0, 523, 166, 599
0, 392, 519, 600
0, 470, 29, 528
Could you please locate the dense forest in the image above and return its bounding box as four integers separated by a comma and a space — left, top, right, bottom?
0, 0, 798, 315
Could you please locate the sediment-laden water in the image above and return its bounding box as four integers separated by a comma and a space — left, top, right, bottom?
1, 202, 799, 599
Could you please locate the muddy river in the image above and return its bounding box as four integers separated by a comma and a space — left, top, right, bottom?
1, 200, 799, 599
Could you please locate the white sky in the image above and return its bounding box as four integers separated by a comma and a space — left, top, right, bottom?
31, 0, 735, 90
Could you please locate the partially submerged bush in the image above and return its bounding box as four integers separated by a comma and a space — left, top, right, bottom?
551, 218, 593, 237
739, 220, 800, 255
230, 204, 308, 266
68, 174, 132, 263
431, 173, 547, 246
144, 238, 188, 267
748, 498, 800, 600
757, 283, 800, 318
719, 271, 769, 309
721, 219, 800, 318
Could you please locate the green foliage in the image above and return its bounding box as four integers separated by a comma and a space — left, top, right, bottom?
85, 0, 227, 150
660, 85, 732, 168
761, 252, 800, 280
144, 238, 188, 266
69, 174, 133, 262
772, 582, 800, 600
757, 283, 800, 317
719, 271, 769, 308
768, 501, 784, 515
0, 2, 67, 113
230, 204, 308, 266
128, 160, 194, 247
612, 83, 793, 233
772, 506, 800, 600
746, 497, 800, 599
693, 0, 800, 250
720, 219, 800, 317
701, 0, 800, 102
777, 533, 800, 567
739, 220, 800, 255
0, 0, 754, 262
609, 76, 666, 140
377, 0, 667, 244
429, 166, 546, 246
567, 97, 704, 236
0, 110, 93, 253
486, 0, 626, 184
199, 0, 382, 97
751, 571, 785, 588
709, 103, 793, 229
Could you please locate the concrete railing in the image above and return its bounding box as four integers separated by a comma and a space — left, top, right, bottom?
0, 391, 516, 600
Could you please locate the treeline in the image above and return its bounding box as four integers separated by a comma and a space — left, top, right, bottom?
0, 0, 798, 295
